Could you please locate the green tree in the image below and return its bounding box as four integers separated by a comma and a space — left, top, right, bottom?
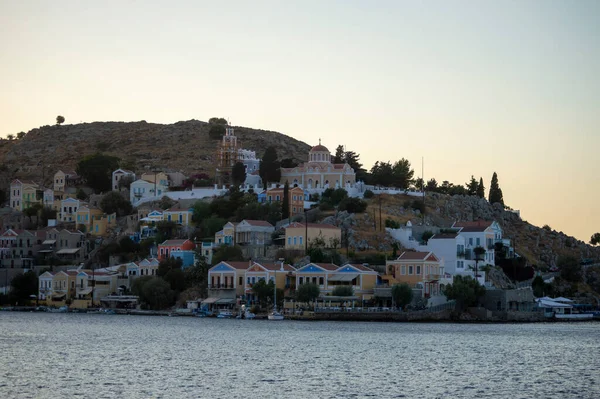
131, 276, 153, 296
392, 158, 414, 188
16, 132, 25, 139
141, 278, 175, 310
259, 146, 281, 186
391, 283, 413, 309
477, 177, 485, 198
208, 117, 228, 124
23, 203, 43, 224
590, 232, 600, 246
444, 275, 486, 308
557, 255, 583, 282
332, 285, 354, 296
282, 181, 290, 219
466, 176, 478, 196
76, 188, 87, 200
251, 279, 272, 306
296, 282, 320, 304
100, 191, 133, 216
338, 197, 367, 213
56, 115, 65, 125
185, 254, 210, 292
280, 158, 298, 169
231, 162, 247, 186
9, 271, 38, 305
155, 220, 178, 242
192, 201, 212, 224
208, 124, 226, 140
211, 245, 244, 265
6, 134, 14, 140
333, 145, 345, 163
488, 172, 504, 205
77, 153, 120, 193
421, 230, 434, 244
40, 207, 57, 227
158, 196, 175, 210
426, 178, 438, 192
363, 189, 374, 199
370, 161, 394, 186
532, 275, 547, 298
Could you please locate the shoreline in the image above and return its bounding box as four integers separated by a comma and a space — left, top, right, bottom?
3, 306, 598, 323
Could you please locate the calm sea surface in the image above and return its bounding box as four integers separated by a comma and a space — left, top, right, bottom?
0, 313, 598, 399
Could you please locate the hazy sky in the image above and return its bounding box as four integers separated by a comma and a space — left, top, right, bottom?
1, 1, 598, 242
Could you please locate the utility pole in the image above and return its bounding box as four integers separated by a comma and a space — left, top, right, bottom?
304, 209, 308, 254
378, 195, 382, 232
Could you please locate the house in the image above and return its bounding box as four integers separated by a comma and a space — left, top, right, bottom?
53, 170, 79, 195
0, 229, 19, 267
55, 229, 88, 263
244, 261, 296, 305
214, 222, 237, 246
280, 141, 356, 189
91, 213, 117, 236
163, 207, 193, 226
284, 222, 341, 251
10, 179, 40, 211
38, 271, 54, 301
386, 251, 443, 297
170, 250, 196, 268
157, 239, 195, 260
235, 220, 274, 246
136, 258, 160, 277
139, 209, 163, 237
451, 221, 503, 267
166, 172, 187, 188
75, 270, 119, 306
75, 205, 103, 232
59, 198, 82, 223
43, 188, 55, 209
426, 232, 467, 276
112, 169, 136, 191
206, 261, 250, 303
48, 270, 79, 304
130, 179, 160, 205
141, 171, 169, 188
266, 186, 305, 218
294, 262, 378, 302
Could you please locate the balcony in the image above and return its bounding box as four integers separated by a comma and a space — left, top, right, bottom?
456, 251, 465, 258
209, 284, 235, 290
424, 274, 440, 281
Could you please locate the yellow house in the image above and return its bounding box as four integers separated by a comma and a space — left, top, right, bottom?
75, 205, 103, 232
49, 270, 78, 304
205, 261, 250, 307
284, 222, 341, 250
214, 222, 237, 245
386, 251, 443, 297
163, 207, 193, 226
244, 262, 296, 305
141, 171, 169, 187
22, 184, 43, 210
91, 212, 117, 236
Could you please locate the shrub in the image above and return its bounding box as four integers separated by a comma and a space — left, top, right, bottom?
338, 197, 367, 213
363, 189, 374, 199
332, 285, 354, 296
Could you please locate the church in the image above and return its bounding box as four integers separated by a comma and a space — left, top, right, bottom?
280, 141, 356, 189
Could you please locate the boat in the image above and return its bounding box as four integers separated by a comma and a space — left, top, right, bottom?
268, 262, 285, 321
48, 306, 69, 313
217, 310, 233, 319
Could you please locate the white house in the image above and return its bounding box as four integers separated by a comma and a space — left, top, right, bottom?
112, 169, 136, 191
59, 197, 82, 222
130, 179, 168, 205
235, 220, 275, 245
38, 271, 54, 300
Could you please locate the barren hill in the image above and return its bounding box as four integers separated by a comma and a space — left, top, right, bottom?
0, 120, 311, 187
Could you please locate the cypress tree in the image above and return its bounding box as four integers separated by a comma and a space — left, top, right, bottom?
477, 177, 485, 198
466, 176, 478, 196
282, 181, 290, 219
488, 172, 504, 205
259, 146, 281, 188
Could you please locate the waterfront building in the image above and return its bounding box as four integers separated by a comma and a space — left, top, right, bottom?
386, 251, 443, 297
244, 261, 296, 305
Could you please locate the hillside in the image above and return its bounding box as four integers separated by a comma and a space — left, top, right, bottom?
355, 193, 600, 269
0, 120, 311, 187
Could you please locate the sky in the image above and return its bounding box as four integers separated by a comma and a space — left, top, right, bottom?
1, 1, 598, 242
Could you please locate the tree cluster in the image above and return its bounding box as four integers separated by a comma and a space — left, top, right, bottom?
369, 159, 414, 188
444, 275, 486, 309
77, 153, 120, 193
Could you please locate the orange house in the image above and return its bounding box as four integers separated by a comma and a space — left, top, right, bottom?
158, 239, 195, 260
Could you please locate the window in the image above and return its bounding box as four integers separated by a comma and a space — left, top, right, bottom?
408, 266, 413, 275
319, 277, 324, 285
239, 276, 243, 286
299, 237, 303, 245
293, 237, 297, 245
276, 195, 280, 201
476, 238, 480, 246
299, 277, 303, 285
469, 238, 473, 245
312, 277, 317, 284
288, 237, 291, 245
401, 266, 406, 275
416, 265, 421, 275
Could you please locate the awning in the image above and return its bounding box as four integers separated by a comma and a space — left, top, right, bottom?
56, 248, 81, 255
215, 298, 235, 304
328, 273, 359, 282
42, 239, 56, 245
78, 288, 93, 296
52, 292, 66, 299
38, 250, 54, 253
201, 297, 219, 304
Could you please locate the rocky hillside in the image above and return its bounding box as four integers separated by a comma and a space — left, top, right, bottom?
0, 120, 311, 187
355, 193, 600, 269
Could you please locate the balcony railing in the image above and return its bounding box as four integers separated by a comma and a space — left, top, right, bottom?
456, 251, 465, 258
209, 284, 235, 290
424, 274, 441, 281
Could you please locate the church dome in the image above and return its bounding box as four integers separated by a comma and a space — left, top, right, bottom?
310, 144, 329, 152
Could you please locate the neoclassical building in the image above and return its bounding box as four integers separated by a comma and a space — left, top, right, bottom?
280, 141, 356, 189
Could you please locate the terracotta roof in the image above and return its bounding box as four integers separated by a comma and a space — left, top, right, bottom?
223, 261, 252, 270
310, 144, 329, 152
332, 164, 346, 169
254, 262, 296, 271
453, 220, 493, 232
285, 222, 339, 230
348, 264, 376, 272
396, 251, 433, 261
243, 220, 274, 227
165, 207, 192, 213
312, 263, 339, 271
